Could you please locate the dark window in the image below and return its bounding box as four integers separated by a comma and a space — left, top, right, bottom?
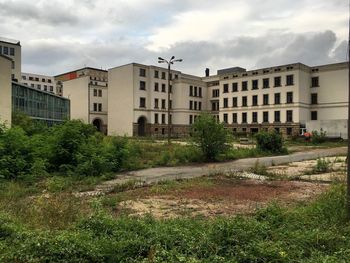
286, 110, 293, 122
189, 85, 193, 96
263, 111, 269, 122
3, 46, 8, 55
199, 87, 202, 97
212, 89, 219, 97
286, 75, 294, 86
139, 68, 146, 77
252, 95, 258, 106
139, 97, 146, 108
311, 93, 318, 104
223, 98, 228, 108
274, 93, 281, 104
154, 82, 159, 91
154, 98, 159, 108
194, 101, 198, 110
154, 113, 159, 124
161, 99, 166, 109
198, 101, 202, 110
232, 113, 237, 123
263, 94, 269, 105
194, 86, 198, 96
161, 84, 166, 92
263, 78, 269, 88
98, 103, 102, 112
242, 112, 247, 123
223, 83, 229, 93
311, 77, 319, 87
162, 114, 166, 124
10, 48, 14, 56
286, 92, 293, 103
189, 115, 193, 124
242, 96, 247, 107
93, 89, 97, 96
232, 82, 238, 92
232, 97, 238, 107
242, 81, 248, 91
98, 90, 102, 97
93, 103, 97, 111
140, 81, 146, 90
252, 112, 258, 123
274, 76, 281, 87
22, 76, 26, 80
274, 111, 280, 122
252, 79, 258, 90
154, 70, 159, 78
223, 113, 228, 124
48, 79, 52, 83
287, 127, 293, 136
161, 72, 166, 79
311, 111, 318, 120
189, 100, 193, 110
42, 78, 46, 82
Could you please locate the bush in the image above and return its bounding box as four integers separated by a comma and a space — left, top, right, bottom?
311, 129, 327, 144
191, 113, 231, 161
255, 131, 286, 154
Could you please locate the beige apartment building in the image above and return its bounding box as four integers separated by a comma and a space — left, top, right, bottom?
0, 37, 21, 82
0, 55, 12, 126
107, 61, 348, 138
21, 72, 57, 94
55, 67, 108, 134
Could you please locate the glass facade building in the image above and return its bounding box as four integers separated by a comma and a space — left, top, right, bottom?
12, 82, 70, 124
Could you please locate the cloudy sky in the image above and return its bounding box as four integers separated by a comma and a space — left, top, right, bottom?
0, 0, 348, 76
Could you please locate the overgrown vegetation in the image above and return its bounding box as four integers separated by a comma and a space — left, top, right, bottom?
311, 129, 327, 144
0, 184, 348, 262
255, 131, 287, 154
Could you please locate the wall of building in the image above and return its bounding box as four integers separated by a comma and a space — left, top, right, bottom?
306, 120, 347, 139
0, 39, 21, 81
21, 73, 56, 94
0, 55, 12, 126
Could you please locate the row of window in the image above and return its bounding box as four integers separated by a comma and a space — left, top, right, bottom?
154, 113, 170, 124
93, 103, 103, 112
154, 98, 172, 109
140, 81, 172, 93
189, 115, 200, 124
189, 86, 202, 97
189, 100, 202, 111
223, 110, 294, 124
22, 76, 52, 83
23, 83, 54, 92
139, 68, 179, 80
0, 45, 15, 56
93, 89, 103, 97
223, 75, 294, 93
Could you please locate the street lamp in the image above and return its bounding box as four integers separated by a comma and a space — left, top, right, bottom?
158, 56, 183, 144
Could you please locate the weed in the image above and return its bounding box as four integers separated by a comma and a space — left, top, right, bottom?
313, 158, 332, 173
250, 161, 268, 175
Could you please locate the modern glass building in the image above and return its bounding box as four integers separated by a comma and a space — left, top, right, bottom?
12, 82, 70, 125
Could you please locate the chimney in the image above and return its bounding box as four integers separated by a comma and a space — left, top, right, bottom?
205, 68, 210, 77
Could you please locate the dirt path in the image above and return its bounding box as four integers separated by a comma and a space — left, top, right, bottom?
80, 147, 346, 196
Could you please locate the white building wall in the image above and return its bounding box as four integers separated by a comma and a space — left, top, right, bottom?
0, 55, 12, 126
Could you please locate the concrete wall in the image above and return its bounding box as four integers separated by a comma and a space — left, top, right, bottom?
306, 120, 347, 139
0, 55, 12, 126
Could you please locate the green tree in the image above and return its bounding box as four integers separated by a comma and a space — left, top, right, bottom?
255, 131, 286, 153
191, 113, 231, 161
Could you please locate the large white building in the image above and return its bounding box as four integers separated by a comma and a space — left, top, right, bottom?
107, 61, 348, 138
0, 37, 21, 82
21, 72, 57, 94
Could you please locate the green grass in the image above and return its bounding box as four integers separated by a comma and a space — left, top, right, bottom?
0, 184, 349, 262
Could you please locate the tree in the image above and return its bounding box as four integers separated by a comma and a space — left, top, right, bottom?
191, 113, 231, 161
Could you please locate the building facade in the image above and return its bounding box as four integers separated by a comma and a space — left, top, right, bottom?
0, 55, 13, 126
0, 37, 21, 82
107, 62, 348, 138
56, 67, 108, 134
21, 72, 57, 94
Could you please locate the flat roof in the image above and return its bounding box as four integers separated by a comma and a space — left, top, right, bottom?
0, 37, 20, 46
54, 67, 108, 77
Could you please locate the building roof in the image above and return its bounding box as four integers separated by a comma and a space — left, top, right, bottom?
54, 67, 107, 77
0, 36, 20, 46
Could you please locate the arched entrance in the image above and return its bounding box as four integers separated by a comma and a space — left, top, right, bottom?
137, 116, 147, 136
92, 118, 103, 132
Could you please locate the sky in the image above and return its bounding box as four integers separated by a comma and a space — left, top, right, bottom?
0, 0, 348, 76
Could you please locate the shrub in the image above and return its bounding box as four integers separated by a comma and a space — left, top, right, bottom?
191, 113, 231, 161
313, 158, 332, 173
255, 131, 286, 154
311, 129, 327, 144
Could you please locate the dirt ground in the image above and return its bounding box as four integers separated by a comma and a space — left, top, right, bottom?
118, 178, 329, 219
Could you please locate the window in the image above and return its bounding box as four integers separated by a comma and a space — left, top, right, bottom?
212, 89, 219, 97
274, 93, 281, 104
154, 113, 159, 124
98, 103, 102, 112
154, 70, 159, 78
154, 82, 159, 91
232, 82, 238, 92
139, 68, 146, 77
38, 84, 42, 89
242, 96, 247, 107
98, 90, 102, 97
162, 114, 166, 124
223, 98, 228, 108
252, 79, 258, 90
48, 79, 52, 83
161, 84, 166, 92
311, 77, 319, 87
93, 89, 97, 96
93, 103, 97, 111
42, 78, 46, 82
274, 76, 281, 87
161, 72, 166, 79
139, 97, 146, 108
10, 48, 14, 56
22, 76, 26, 80
29, 76, 33, 81
199, 87, 202, 97
242, 112, 247, 123
242, 81, 248, 91
3, 46, 8, 55
252, 95, 258, 106
154, 98, 159, 108
223, 83, 229, 93
311, 111, 318, 120
194, 86, 198, 96
189, 86, 193, 96
232, 97, 238, 107
286, 75, 294, 86
161, 99, 166, 109
189, 115, 193, 124
198, 101, 202, 110
274, 111, 280, 122
263, 111, 269, 123
189, 100, 193, 110
286, 92, 293, 104
232, 113, 237, 123
194, 101, 198, 110
35, 77, 39, 81
287, 127, 293, 136
311, 93, 318, 104
140, 81, 146, 90
263, 94, 269, 105
286, 110, 293, 122
50, 86, 53, 92
223, 113, 228, 124
252, 112, 258, 123
263, 78, 269, 88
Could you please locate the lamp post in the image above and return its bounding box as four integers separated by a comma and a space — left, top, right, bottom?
158, 56, 183, 144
